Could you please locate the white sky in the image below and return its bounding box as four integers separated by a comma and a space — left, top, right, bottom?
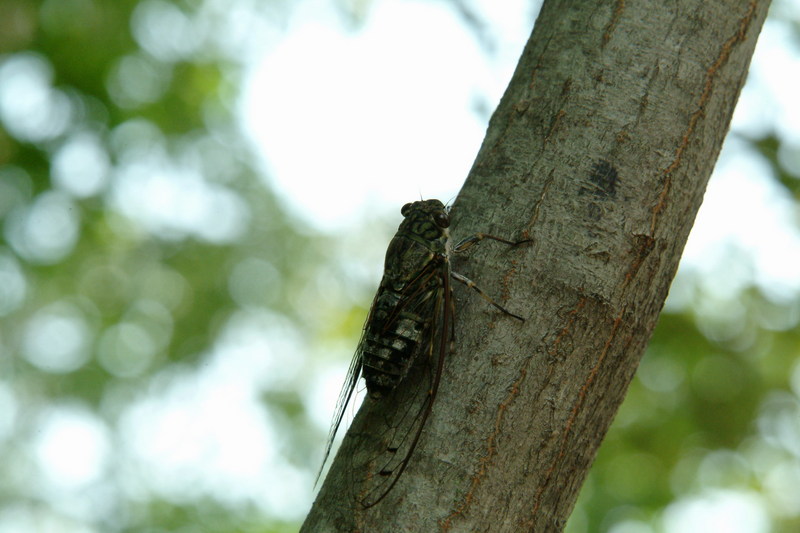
240, 0, 534, 229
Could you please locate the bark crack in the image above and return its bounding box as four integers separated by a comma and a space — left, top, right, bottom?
602, 0, 626, 46
526, 304, 626, 528
650, 1, 758, 234
441, 297, 588, 531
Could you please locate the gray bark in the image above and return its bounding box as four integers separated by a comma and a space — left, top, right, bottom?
302, 0, 770, 531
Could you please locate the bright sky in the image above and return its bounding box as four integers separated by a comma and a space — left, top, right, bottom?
240, 0, 534, 229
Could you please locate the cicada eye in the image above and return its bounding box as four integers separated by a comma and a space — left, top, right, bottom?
435, 212, 450, 228
401, 203, 412, 216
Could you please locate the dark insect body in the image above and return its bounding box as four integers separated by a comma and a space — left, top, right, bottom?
318, 199, 527, 508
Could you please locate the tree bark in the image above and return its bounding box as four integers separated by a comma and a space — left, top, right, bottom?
302, 0, 770, 531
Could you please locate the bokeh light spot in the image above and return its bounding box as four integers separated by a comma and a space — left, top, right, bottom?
111, 162, 249, 242
97, 322, 156, 378
107, 53, 171, 109
22, 301, 91, 373
5, 190, 80, 265
662, 490, 769, 533
0, 53, 72, 142
132, 0, 201, 62
33, 405, 111, 489
52, 131, 110, 198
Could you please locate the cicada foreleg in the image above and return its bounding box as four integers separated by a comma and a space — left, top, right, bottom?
453, 232, 532, 253
451, 232, 530, 321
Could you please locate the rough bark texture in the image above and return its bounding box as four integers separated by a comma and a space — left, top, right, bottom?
303, 0, 770, 531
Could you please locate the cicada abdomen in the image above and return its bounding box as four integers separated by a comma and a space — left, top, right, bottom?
360, 291, 430, 399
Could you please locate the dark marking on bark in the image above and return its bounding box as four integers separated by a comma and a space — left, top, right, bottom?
580, 159, 618, 199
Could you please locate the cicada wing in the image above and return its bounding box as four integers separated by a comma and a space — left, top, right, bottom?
315, 291, 380, 486
349, 266, 453, 508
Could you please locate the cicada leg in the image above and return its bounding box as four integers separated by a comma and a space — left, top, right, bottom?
450, 271, 524, 321
453, 232, 531, 253
451, 232, 530, 321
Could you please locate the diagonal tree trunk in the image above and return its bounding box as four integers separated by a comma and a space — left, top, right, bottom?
303, 0, 770, 531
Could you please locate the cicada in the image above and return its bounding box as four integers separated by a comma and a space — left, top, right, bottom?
318, 199, 528, 507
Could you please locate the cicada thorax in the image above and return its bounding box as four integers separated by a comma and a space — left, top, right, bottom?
359, 200, 451, 399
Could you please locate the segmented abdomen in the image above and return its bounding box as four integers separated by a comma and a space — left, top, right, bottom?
361, 289, 429, 399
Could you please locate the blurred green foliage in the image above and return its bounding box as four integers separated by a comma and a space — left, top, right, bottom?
0, 1, 332, 531
1, 1, 799, 532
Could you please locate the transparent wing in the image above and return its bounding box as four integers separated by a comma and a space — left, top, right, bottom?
317, 256, 453, 508
315, 291, 378, 486
350, 262, 453, 508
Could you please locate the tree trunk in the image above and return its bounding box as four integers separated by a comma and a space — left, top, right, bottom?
302, 0, 770, 531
